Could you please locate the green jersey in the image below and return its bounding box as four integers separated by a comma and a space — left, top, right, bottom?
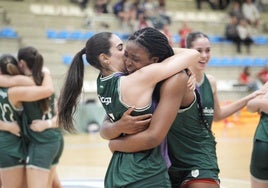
254, 112, 268, 142
0, 87, 25, 159
168, 74, 219, 179
97, 73, 170, 188
21, 94, 61, 144
197, 74, 214, 128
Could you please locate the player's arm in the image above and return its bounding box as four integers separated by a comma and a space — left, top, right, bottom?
109, 72, 188, 152
100, 109, 152, 140
0, 120, 20, 136
8, 70, 54, 104
30, 116, 59, 132
0, 75, 35, 87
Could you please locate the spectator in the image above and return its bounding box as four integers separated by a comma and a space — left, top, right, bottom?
257, 66, 268, 84
228, 1, 244, 21
237, 18, 254, 54
70, 0, 89, 10
158, 23, 173, 46
94, 0, 110, 14
218, 0, 230, 10
113, 0, 136, 31
239, 66, 259, 91
179, 21, 192, 48
242, 0, 260, 28
195, 0, 217, 10
225, 15, 242, 53
133, 13, 153, 30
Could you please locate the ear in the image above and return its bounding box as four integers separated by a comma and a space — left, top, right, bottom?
99, 53, 110, 66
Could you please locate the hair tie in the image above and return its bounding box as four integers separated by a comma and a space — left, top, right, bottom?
80, 47, 86, 55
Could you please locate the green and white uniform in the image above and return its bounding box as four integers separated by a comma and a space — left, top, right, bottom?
250, 112, 268, 180
22, 94, 63, 170
0, 87, 25, 168
168, 75, 219, 187
97, 73, 171, 188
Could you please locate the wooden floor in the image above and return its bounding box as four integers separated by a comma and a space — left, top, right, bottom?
57, 109, 260, 188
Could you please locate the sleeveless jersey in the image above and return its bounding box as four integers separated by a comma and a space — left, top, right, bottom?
167, 93, 219, 172
97, 73, 169, 187
254, 112, 268, 142
21, 94, 62, 144
197, 74, 214, 129
0, 87, 25, 159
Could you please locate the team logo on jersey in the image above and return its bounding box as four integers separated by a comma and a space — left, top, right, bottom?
99, 96, 112, 105
203, 107, 214, 116
191, 169, 199, 178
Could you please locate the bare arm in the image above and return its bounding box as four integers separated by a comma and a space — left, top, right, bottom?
0, 121, 20, 136
0, 75, 35, 87
30, 115, 59, 132
8, 71, 54, 106
126, 48, 199, 88
109, 72, 189, 152
100, 107, 152, 140
208, 74, 265, 121
247, 83, 268, 113
121, 48, 199, 109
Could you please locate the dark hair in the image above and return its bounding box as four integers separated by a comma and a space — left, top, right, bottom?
18, 46, 49, 113
128, 27, 174, 62
0, 54, 20, 75
58, 32, 113, 132
129, 27, 175, 103
185, 31, 209, 49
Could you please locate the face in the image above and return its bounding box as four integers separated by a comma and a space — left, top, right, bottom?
108, 34, 126, 73
124, 41, 155, 74
190, 37, 211, 71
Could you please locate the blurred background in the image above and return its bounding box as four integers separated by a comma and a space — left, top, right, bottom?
1, 0, 268, 187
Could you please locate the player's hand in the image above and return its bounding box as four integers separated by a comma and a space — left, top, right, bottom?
120, 107, 152, 135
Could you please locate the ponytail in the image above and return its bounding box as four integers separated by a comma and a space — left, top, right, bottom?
57, 48, 85, 132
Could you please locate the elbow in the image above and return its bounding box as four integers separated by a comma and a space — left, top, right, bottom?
99, 131, 110, 140
46, 87, 54, 97
145, 134, 164, 149
213, 114, 222, 122
247, 103, 257, 113
190, 49, 201, 64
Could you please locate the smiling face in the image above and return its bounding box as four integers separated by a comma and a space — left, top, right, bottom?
124, 41, 158, 74
190, 36, 211, 71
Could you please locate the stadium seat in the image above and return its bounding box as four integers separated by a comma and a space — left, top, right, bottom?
220, 57, 233, 66
209, 57, 221, 66
0, 27, 18, 38
69, 31, 84, 40
240, 57, 253, 66
252, 57, 265, 67
253, 36, 268, 45
57, 30, 70, 39
83, 31, 95, 40
46, 29, 58, 39
62, 55, 72, 65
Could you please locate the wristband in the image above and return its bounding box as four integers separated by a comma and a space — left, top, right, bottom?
47, 119, 52, 128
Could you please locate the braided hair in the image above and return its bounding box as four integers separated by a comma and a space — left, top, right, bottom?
128, 27, 175, 102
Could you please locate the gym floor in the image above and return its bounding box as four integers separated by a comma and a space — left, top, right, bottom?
57, 108, 259, 188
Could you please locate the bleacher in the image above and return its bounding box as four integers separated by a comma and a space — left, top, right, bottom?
1, 0, 268, 101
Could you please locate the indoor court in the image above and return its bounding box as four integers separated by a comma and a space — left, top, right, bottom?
1, 0, 267, 187
57, 107, 260, 188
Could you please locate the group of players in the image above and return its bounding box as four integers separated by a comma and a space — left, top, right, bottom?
1, 27, 267, 188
